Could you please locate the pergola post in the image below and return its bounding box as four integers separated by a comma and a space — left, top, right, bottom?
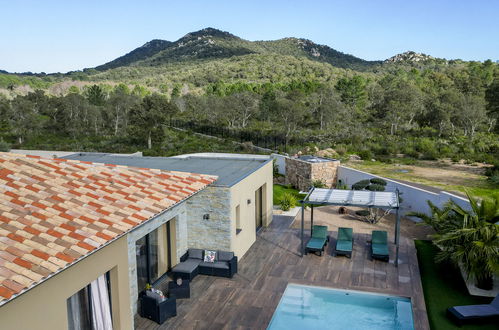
300, 201, 305, 257
310, 205, 314, 235
395, 189, 401, 267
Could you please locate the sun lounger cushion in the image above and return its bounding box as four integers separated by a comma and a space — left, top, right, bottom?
312, 225, 328, 239
448, 295, 499, 321
336, 239, 353, 252
337, 227, 353, 242
371, 230, 389, 260
450, 305, 498, 318
306, 237, 326, 250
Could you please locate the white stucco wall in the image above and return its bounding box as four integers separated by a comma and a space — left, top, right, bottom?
271, 153, 287, 175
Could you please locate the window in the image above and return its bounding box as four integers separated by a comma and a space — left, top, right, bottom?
236, 204, 242, 235
135, 227, 163, 293
67, 273, 112, 330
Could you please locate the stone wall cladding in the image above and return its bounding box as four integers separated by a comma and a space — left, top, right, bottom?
285, 157, 340, 191
185, 186, 232, 251
126, 202, 187, 315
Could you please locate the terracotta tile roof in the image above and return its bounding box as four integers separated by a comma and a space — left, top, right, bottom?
0, 152, 217, 305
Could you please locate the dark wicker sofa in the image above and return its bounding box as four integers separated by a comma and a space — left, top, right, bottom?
172, 248, 237, 280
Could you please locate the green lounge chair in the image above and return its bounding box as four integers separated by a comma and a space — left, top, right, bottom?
312, 225, 329, 242
335, 227, 353, 258
371, 230, 389, 261
305, 225, 328, 256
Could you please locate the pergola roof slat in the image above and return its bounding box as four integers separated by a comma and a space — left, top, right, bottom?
305, 188, 399, 209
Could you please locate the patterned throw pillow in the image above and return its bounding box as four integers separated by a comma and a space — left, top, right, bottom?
204, 250, 217, 263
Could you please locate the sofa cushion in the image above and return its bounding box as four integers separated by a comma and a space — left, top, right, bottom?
204, 250, 217, 263
172, 259, 201, 273
199, 261, 230, 270
217, 251, 234, 262
146, 290, 164, 303
188, 248, 204, 260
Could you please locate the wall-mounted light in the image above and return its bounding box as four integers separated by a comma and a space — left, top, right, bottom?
247, 199, 251, 205
203, 214, 210, 220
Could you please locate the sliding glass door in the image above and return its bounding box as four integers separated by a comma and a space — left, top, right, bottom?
135, 226, 166, 294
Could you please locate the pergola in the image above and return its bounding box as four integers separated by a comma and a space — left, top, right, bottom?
300, 188, 402, 266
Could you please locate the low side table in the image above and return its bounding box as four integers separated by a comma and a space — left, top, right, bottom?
168, 279, 190, 299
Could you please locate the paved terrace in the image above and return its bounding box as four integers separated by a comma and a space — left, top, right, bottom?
136, 206, 431, 330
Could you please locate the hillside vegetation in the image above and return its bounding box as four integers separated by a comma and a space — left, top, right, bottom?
0, 28, 498, 194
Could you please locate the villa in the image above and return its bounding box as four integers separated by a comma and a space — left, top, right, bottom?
0, 152, 273, 329
2, 150, 493, 330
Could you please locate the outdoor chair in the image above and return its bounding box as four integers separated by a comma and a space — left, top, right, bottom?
305, 225, 329, 256
371, 230, 389, 261
335, 227, 353, 258
447, 294, 499, 326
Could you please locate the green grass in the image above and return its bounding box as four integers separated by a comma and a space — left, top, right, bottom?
415, 240, 495, 330
273, 184, 306, 206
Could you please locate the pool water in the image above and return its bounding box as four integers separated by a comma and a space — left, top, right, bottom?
267, 284, 414, 330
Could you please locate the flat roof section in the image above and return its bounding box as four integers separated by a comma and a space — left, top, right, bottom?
62, 153, 269, 187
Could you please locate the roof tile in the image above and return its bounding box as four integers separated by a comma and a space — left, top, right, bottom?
0, 152, 216, 306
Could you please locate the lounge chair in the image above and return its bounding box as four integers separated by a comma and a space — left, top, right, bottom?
335, 227, 353, 258
312, 225, 329, 242
305, 225, 328, 256
371, 230, 389, 261
447, 295, 499, 326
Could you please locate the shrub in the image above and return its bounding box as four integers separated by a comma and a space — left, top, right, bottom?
352, 179, 370, 190
279, 192, 297, 211
312, 179, 326, 188
358, 149, 373, 160
366, 184, 386, 191
355, 210, 370, 217
369, 178, 387, 186
0, 138, 10, 152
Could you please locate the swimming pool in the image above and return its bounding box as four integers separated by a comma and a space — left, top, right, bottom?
267, 284, 414, 330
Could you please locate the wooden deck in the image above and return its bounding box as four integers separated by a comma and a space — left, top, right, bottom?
135, 209, 430, 330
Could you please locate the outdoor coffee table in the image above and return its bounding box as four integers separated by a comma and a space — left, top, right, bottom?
168, 279, 190, 299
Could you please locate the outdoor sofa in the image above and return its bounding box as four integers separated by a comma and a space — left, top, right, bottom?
335, 227, 353, 258
371, 230, 389, 261
171, 248, 237, 280
447, 294, 499, 326
305, 225, 329, 256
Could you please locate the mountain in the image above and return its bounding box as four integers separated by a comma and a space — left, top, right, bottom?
384, 51, 438, 63
94, 27, 379, 71
95, 39, 172, 71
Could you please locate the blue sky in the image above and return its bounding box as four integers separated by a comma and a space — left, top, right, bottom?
1, 0, 498, 73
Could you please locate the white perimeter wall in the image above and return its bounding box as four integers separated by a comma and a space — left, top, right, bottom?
337, 166, 471, 219
271, 153, 287, 175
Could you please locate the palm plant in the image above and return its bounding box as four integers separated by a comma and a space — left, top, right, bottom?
409, 193, 499, 289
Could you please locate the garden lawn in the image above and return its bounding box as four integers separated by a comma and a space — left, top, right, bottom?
273, 184, 305, 206
415, 240, 495, 330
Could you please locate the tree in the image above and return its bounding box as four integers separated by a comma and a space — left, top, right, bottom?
129, 93, 171, 149
8, 96, 43, 144
85, 85, 106, 106
308, 86, 346, 130
224, 92, 260, 128
408, 193, 499, 289
272, 90, 306, 144
376, 79, 424, 135
485, 78, 499, 132
107, 88, 139, 135
335, 75, 367, 110
453, 94, 487, 138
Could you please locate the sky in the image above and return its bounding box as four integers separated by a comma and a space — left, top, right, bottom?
1, 0, 498, 73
